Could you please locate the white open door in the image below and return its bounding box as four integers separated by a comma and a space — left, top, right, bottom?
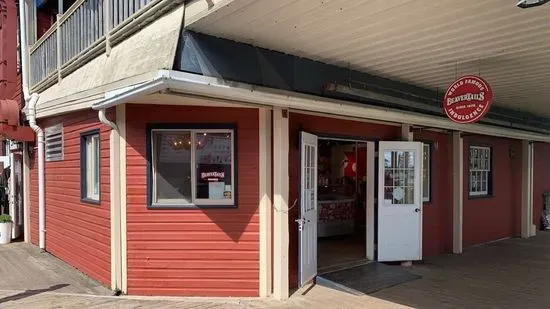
298, 131, 318, 286
378, 141, 423, 262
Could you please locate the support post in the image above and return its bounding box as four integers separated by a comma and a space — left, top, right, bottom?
8, 144, 18, 238
401, 124, 413, 141
273, 107, 289, 301
521, 140, 534, 238
105, 112, 121, 292
117, 104, 128, 293
452, 132, 463, 254
366, 141, 375, 260
401, 124, 413, 267
259, 108, 273, 297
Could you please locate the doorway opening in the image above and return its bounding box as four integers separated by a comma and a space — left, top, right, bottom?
317, 138, 369, 273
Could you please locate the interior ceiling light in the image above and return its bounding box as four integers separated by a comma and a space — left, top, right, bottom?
517, 0, 550, 8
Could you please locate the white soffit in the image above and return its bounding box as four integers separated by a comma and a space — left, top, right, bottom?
185, 0, 550, 117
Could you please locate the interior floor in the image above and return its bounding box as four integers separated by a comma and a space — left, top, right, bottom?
318, 233, 367, 272
316, 139, 369, 274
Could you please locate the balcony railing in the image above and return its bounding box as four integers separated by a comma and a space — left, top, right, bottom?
28, 0, 176, 91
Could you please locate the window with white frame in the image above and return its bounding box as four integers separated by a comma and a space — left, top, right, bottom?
422, 143, 431, 202
469, 145, 492, 196
149, 128, 235, 208
81, 131, 100, 202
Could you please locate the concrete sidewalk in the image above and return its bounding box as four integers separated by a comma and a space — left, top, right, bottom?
0, 242, 110, 295
3, 233, 550, 308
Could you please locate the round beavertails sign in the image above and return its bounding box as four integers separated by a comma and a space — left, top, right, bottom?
443, 75, 493, 124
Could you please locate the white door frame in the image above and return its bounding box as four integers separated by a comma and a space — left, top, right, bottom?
366, 141, 376, 260
298, 131, 318, 286
299, 137, 376, 282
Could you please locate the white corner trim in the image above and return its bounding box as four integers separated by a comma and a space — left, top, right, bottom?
272, 107, 289, 301
521, 140, 534, 238
366, 141, 375, 260
452, 132, 463, 254
258, 108, 273, 297
109, 123, 121, 291
117, 104, 128, 293
23, 143, 31, 243
401, 124, 413, 141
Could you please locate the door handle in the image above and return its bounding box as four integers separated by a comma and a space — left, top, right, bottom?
295, 218, 306, 231
415, 208, 421, 213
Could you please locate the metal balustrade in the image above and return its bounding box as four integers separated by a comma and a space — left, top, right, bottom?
59, 0, 105, 65
29, 0, 159, 90
29, 27, 57, 87
112, 0, 153, 28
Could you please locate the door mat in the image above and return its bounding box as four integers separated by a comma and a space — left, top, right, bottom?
317, 262, 421, 295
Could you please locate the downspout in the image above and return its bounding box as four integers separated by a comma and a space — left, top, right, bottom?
98, 109, 122, 293
98, 109, 116, 130
27, 94, 44, 250
19, 1, 44, 249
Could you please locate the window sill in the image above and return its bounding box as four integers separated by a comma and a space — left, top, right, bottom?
147, 204, 238, 210
468, 194, 493, 200
81, 198, 101, 205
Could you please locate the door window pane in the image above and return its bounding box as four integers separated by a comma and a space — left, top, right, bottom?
384, 150, 415, 205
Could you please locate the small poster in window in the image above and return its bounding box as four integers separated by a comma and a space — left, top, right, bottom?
209, 182, 225, 199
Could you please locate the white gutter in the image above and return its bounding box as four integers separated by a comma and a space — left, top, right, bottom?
19, 1, 45, 249
97, 109, 123, 293
92, 70, 550, 143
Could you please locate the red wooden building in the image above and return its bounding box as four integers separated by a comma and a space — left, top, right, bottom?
11, 0, 550, 301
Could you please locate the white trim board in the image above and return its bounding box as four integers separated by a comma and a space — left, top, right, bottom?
93, 70, 550, 143
258, 108, 273, 296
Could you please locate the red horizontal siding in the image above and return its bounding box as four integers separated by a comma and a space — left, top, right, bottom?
462, 135, 522, 247
414, 130, 453, 257
30, 149, 38, 245
29, 109, 112, 287
125, 104, 259, 297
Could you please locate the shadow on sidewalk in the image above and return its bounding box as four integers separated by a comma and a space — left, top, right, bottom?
0, 284, 69, 304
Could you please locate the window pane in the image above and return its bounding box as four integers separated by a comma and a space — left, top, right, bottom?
86, 138, 93, 197
153, 131, 192, 203
195, 132, 232, 200
93, 136, 100, 195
